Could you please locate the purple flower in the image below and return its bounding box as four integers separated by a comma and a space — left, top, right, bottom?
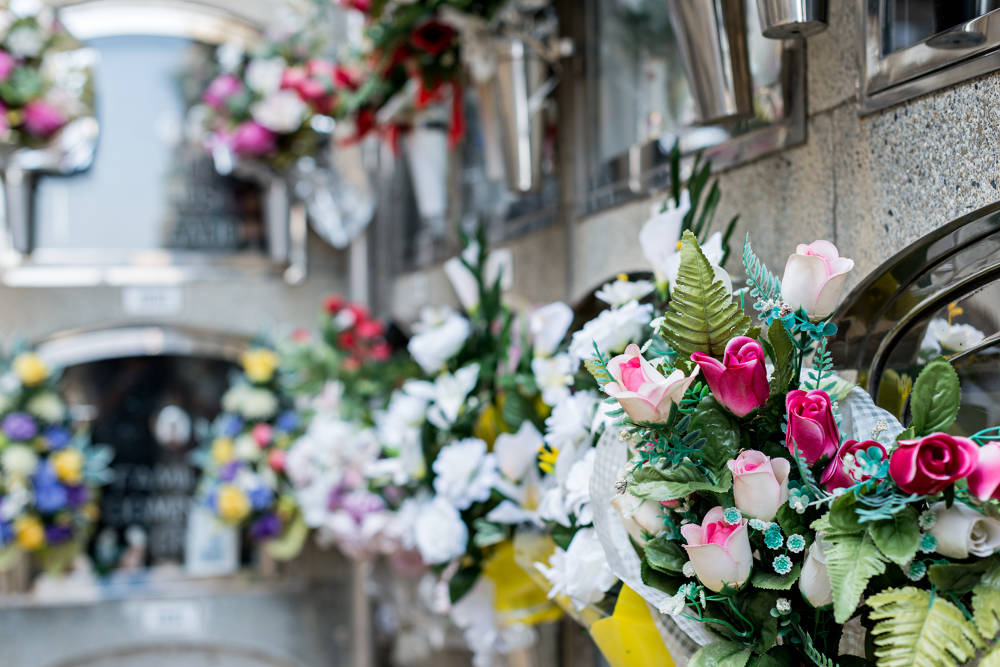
248, 486, 274, 511
3, 412, 38, 441
44, 426, 71, 450
275, 411, 299, 433
202, 73, 242, 109
23, 101, 65, 137
220, 415, 243, 438
0, 51, 15, 82
220, 461, 241, 482
34, 481, 68, 514
65, 484, 89, 508
341, 490, 385, 524
44, 524, 73, 545
231, 121, 277, 157
249, 513, 282, 540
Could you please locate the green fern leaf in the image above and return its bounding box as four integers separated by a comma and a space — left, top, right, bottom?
974, 565, 1000, 640
824, 528, 887, 623
981, 641, 1000, 667
662, 231, 751, 358
742, 234, 783, 319
868, 586, 985, 667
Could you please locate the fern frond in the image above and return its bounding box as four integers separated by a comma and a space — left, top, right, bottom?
793, 624, 839, 667
824, 528, 887, 623
742, 234, 783, 319
974, 565, 1000, 640
981, 641, 1000, 667
804, 337, 836, 393
868, 586, 985, 667
662, 231, 751, 358
585, 342, 614, 386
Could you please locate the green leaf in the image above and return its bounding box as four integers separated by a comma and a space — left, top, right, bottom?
751, 563, 801, 590
689, 640, 753, 667
472, 519, 506, 549
449, 564, 481, 603
824, 528, 887, 623
868, 586, 984, 667
767, 320, 795, 396
266, 514, 309, 561
973, 564, 1000, 640
752, 645, 798, 667
928, 558, 997, 594
550, 523, 576, 551
662, 231, 752, 358
630, 462, 732, 502
828, 493, 864, 534
909, 357, 961, 436
775, 504, 809, 537
743, 235, 783, 320
644, 532, 687, 574
39, 539, 81, 576
689, 396, 741, 471
639, 558, 684, 595
868, 507, 920, 566
981, 641, 1000, 667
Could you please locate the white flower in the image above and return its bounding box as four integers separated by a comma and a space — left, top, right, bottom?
432, 438, 497, 510
407, 307, 471, 374
610, 493, 665, 543
26, 391, 65, 423
658, 588, 688, 616
531, 354, 574, 407
310, 381, 345, 416
799, 537, 834, 607
544, 391, 598, 453
930, 501, 1000, 559
239, 387, 278, 420
594, 277, 655, 308
663, 232, 732, 293
449, 578, 502, 667
1, 444, 38, 479
0, 485, 28, 521
406, 364, 479, 430
442, 242, 513, 311
494, 421, 543, 482
5, 24, 43, 57
250, 90, 307, 133
536, 528, 617, 610
639, 190, 690, 285
563, 449, 596, 525
921, 318, 984, 354
529, 301, 573, 358
414, 496, 469, 564
10, 0, 42, 18
215, 40, 245, 72
568, 300, 653, 364
245, 57, 286, 95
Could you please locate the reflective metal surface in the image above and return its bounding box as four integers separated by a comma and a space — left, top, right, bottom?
494, 37, 549, 193
666, 0, 754, 124
756, 0, 828, 38
861, 1, 1000, 113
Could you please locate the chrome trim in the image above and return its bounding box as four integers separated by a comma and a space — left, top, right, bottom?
860, 1, 1000, 113
57, 0, 262, 43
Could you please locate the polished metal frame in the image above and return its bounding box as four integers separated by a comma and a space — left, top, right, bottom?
0, 0, 308, 286
860, 1, 1000, 114
579, 0, 807, 216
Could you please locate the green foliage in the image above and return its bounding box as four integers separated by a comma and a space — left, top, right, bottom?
743, 235, 783, 320
472, 519, 506, 549
644, 532, 688, 574
821, 525, 887, 623
828, 493, 864, 533
751, 563, 801, 590
266, 513, 309, 561
549, 523, 576, 551
928, 558, 998, 594
584, 343, 614, 386
982, 643, 1000, 667
449, 564, 482, 603
767, 320, 795, 396
973, 564, 1000, 640
868, 507, 920, 567
689, 396, 742, 471
909, 357, 961, 436
630, 462, 732, 502
662, 231, 752, 358
868, 586, 984, 667
689, 640, 753, 667
803, 337, 836, 393
792, 624, 840, 667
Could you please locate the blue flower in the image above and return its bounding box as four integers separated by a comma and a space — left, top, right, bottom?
773, 554, 793, 575
220, 415, 243, 438
275, 411, 299, 433
34, 480, 68, 514
249, 513, 282, 540
722, 507, 742, 525
764, 523, 783, 549
786, 534, 806, 553
248, 486, 274, 511
43, 426, 72, 450
919, 533, 937, 553
0, 520, 12, 545
2, 412, 38, 441
907, 560, 927, 581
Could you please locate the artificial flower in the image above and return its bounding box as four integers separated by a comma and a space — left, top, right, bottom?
494, 422, 544, 482
889, 433, 978, 496
414, 496, 468, 564
251, 90, 307, 133
691, 336, 770, 417
245, 57, 286, 95
604, 343, 698, 424
211, 436, 234, 464
639, 190, 690, 287
231, 121, 277, 156
529, 301, 573, 358
568, 300, 653, 364
594, 276, 655, 308
12, 353, 47, 387
1, 444, 38, 479
14, 515, 44, 551
203, 73, 242, 108
611, 493, 664, 543
680, 506, 753, 592
216, 484, 251, 524
241, 348, 279, 383
6, 24, 43, 57
920, 318, 985, 354
785, 389, 840, 464
431, 438, 497, 510
968, 441, 1000, 502
23, 100, 64, 136
543, 391, 598, 453
0, 51, 14, 81
531, 354, 574, 407
780, 240, 854, 320
820, 440, 887, 492
407, 307, 471, 374
535, 528, 617, 610
727, 450, 790, 521
929, 501, 1000, 559
50, 448, 83, 484
2, 412, 37, 441
799, 538, 834, 607
442, 242, 512, 312
406, 364, 479, 430
25, 391, 65, 423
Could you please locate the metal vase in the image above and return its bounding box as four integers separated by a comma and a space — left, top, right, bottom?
666, 0, 754, 124
493, 37, 549, 193
756, 0, 828, 39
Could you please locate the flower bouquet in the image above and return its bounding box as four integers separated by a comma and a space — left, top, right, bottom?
0, 351, 111, 574
591, 229, 1000, 666
194, 346, 306, 560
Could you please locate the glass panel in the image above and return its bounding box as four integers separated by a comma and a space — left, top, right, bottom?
593, 0, 786, 164
34, 35, 266, 254
883, 0, 1000, 54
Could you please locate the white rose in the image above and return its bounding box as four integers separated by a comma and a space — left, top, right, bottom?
610, 493, 664, 543
930, 501, 1000, 559
26, 391, 66, 423
245, 57, 286, 95
407, 307, 471, 374
431, 438, 497, 510
1, 444, 38, 479
563, 449, 596, 525
799, 538, 834, 607
414, 496, 468, 564
594, 277, 655, 308
535, 528, 617, 610
5, 24, 43, 57
493, 422, 543, 482
780, 240, 854, 320
405, 363, 479, 430
442, 242, 513, 312
250, 90, 307, 134
215, 40, 244, 72
529, 301, 573, 358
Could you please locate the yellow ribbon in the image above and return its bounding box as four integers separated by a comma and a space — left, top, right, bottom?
483, 540, 563, 626
589, 586, 676, 667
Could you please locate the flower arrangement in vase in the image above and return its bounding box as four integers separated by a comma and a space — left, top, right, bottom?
0, 350, 111, 574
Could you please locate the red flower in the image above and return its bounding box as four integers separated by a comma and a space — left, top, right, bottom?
291, 328, 311, 342
355, 318, 385, 339
333, 65, 361, 91
338, 0, 371, 12
411, 21, 456, 56
338, 331, 358, 350
372, 343, 392, 362
323, 294, 345, 313
348, 303, 369, 322
281, 67, 308, 92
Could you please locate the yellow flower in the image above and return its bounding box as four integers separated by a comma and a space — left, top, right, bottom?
538, 445, 559, 475
14, 516, 45, 551
241, 348, 279, 384
216, 484, 250, 524
13, 353, 48, 387
211, 437, 234, 464
82, 503, 100, 522
51, 448, 84, 484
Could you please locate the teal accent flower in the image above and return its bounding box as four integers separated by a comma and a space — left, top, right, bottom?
918, 510, 937, 530
775, 597, 791, 614
788, 487, 809, 514
749, 518, 768, 531
723, 507, 742, 525
907, 560, 927, 581
919, 533, 937, 553
786, 534, 806, 553
764, 523, 783, 549
773, 554, 793, 575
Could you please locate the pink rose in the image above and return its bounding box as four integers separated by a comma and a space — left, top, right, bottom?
780, 240, 854, 320
267, 449, 285, 473
231, 121, 277, 156
968, 442, 1000, 502
22, 101, 64, 137
604, 343, 699, 424
680, 506, 752, 592
821, 439, 887, 492
727, 450, 790, 521
0, 51, 14, 82
252, 422, 273, 447
889, 433, 978, 496
691, 336, 769, 417
785, 389, 840, 464
203, 73, 242, 109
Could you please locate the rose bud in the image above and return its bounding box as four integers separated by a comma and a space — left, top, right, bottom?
799, 538, 834, 607
967, 441, 1000, 502
889, 433, 978, 496
820, 440, 887, 492
929, 501, 1000, 559
680, 506, 752, 592
785, 389, 840, 464
727, 450, 790, 521
691, 336, 769, 417
611, 493, 665, 543
604, 344, 698, 424
780, 240, 854, 320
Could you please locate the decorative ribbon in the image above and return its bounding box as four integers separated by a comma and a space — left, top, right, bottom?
589, 586, 677, 667
483, 540, 563, 627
